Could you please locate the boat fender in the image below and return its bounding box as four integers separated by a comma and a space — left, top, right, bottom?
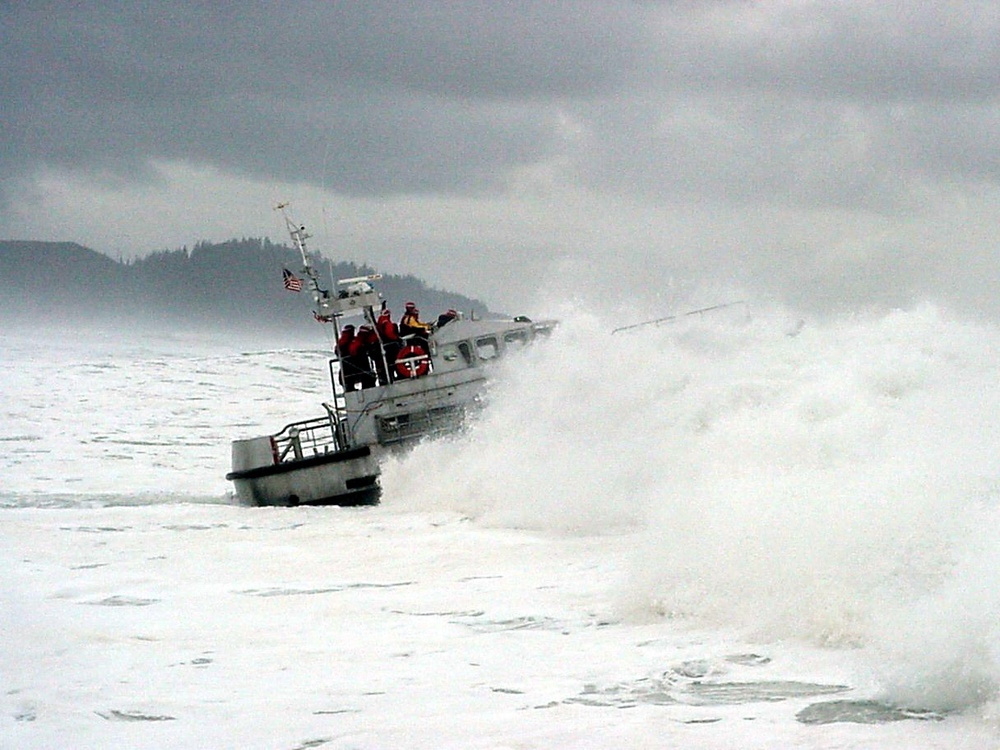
270, 436, 280, 465
396, 344, 430, 378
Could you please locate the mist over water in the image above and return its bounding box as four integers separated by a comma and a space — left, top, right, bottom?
383, 302, 1000, 713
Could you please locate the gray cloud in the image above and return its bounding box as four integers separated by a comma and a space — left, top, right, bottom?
3, 1, 1000, 319
2, 2, 648, 192
6, 2, 998, 198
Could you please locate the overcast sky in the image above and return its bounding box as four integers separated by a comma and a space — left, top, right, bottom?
3, 2, 999, 318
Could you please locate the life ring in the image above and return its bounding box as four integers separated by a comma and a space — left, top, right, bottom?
396, 344, 430, 378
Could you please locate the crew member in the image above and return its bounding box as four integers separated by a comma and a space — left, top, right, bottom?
376, 308, 402, 381
437, 308, 458, 328
358, 324, 388, 386
353, 325, 378, 389
336, 325, 362, 390
399, 301, 432, 351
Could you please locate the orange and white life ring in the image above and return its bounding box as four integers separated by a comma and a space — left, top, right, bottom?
395, 344, 430, 378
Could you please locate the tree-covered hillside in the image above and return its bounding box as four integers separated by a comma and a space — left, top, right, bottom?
0, 238, 492, 333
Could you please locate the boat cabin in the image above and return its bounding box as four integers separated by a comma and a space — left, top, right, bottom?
325, 310, 556, 449
428, 317, 556, 374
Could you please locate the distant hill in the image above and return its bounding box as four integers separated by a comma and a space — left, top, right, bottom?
0, 239, 492, 333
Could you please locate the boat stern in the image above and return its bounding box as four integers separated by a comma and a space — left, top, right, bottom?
227, 433, 380, 507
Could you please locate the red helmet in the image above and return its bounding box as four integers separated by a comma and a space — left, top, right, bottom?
405, 301, 416, 309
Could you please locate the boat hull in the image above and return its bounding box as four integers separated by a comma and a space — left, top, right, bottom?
344, 367, 487, 447
226, 440, 380, 507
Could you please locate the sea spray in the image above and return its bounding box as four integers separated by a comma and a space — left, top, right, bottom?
865, 501, 1000, 713
381, 308, 676, 532
382, 301, 1000, 711
626, 305, 1000, 710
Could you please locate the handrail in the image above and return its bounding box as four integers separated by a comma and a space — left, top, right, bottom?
611, 300, 749, 335
270, 415, 342, 462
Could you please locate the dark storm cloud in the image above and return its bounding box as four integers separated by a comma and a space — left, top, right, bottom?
4, 2, 1000, 320
4, 1, 999, 207
659, 4, 1000, 104
1, 2, 650, 196
563, 3, 1000, 211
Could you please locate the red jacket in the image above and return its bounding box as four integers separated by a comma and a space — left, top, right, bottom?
336, 330, 355, 357
377, 313, 400, 341
347, 337, 366, 357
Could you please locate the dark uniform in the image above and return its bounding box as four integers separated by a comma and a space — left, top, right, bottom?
359, 324, 387, 387
437, 309, 458, 328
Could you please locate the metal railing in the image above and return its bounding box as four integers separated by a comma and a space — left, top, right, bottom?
271, 414, 344, 463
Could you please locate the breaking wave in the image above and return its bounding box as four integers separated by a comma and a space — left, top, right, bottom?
383, 301, 1000, 713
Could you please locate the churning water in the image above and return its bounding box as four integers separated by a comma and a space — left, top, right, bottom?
3, 304, 1000, 748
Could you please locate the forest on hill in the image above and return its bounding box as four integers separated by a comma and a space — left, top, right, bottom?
0, 238, 492, 334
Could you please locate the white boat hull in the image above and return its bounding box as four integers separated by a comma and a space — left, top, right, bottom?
227, 437, 379, 507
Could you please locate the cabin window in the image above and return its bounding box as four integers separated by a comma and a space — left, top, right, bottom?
441, 343, 473, 366
457, 342, 473, 364
475, 336, 499, 360
503, 329, 529, 349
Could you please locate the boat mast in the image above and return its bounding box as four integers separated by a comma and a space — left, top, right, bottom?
274, 202, 384, 330
275, 202, 332, 318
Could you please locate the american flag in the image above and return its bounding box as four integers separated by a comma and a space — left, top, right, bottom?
282, 268, 304, 292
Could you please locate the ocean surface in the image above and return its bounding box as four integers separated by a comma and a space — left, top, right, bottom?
3, 305, 1000, 749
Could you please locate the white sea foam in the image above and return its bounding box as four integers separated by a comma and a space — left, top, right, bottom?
4, 305, 1000, 747
384, 302, 1000, 713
